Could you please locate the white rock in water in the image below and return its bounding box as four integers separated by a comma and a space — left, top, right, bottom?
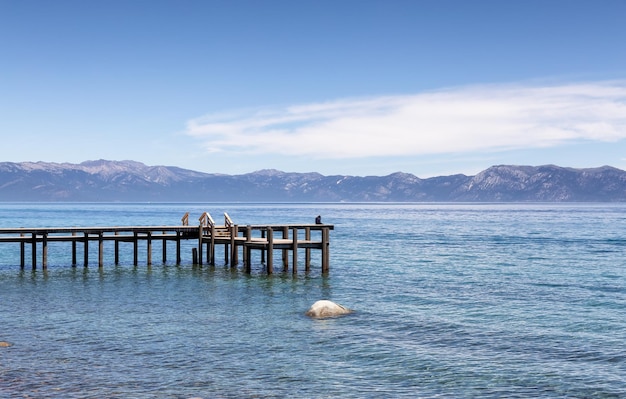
305, 300, 352, 318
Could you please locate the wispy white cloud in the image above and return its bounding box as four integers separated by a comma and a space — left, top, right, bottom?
184, 81, 626, 159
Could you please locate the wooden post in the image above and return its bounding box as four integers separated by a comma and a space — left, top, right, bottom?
321, 227, 330, 274
84, 232, 89, 267
133, 232, 138, 266
72, 231, 77, 266
209, 224, 215, 265
267, 227, 274, 274
292, 227, 298, 275
98, 232, 104, 268
31, 233, 36, 270
114, 231, 119, 265
244, 225, 251, 273
282, 226, 288, 271
305, 227, 311, 272
192, 247, 198, 264
176, 231, 181, 265
224, 241, 229, 265
20, 233, 25, 269
230, 225, 237, 266
198, 225, 203, 266
42, 232, 48, 270
162, 231, 167, 264
147, 232, 152, 266
261, 229, 266, 263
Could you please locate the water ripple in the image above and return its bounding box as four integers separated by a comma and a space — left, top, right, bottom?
1, 203, 626, 398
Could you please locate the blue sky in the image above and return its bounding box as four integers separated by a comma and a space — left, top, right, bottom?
1, 0, 625, 177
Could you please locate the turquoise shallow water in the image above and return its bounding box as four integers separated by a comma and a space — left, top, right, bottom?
0, 203, 625, 398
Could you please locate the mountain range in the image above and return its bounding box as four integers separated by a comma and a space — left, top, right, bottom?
1, 160, 626, 202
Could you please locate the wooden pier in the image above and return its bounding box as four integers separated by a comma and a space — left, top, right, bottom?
0, 213, 333, 274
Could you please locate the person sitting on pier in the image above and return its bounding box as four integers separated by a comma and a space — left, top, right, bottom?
315, 215, 322, 224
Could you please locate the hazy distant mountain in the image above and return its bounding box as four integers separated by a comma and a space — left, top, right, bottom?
1, 160, 625, 202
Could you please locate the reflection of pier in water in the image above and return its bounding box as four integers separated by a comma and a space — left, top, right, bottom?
0, 212, 333, 274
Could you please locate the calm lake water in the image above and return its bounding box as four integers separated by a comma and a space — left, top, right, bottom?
0, 203, 625, 398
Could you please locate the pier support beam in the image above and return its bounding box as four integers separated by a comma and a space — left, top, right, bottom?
223, 243, 228, 265
267, 227, 274, 274
162, 231, 167, 264
84, 233, 89, 267
133, 232, 138, 266
20, 233, 25, 269
42, 233, 48, 270
321, 227, 330, 274
292, 227, 298, 275
98, 232, 104, 268
31, 233, 36, 270
114, 231, 119, 265
209, 225, 215, 265
261, 230, 266, 263
72, 232, 77, 266
305, 227, 311, 272
198, 225, 204, 266
282, 226, 288, 271
147, 232, 152, 266
245, 226, 252, 274
231, 225, 238, 266
176, 231, 181, 265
